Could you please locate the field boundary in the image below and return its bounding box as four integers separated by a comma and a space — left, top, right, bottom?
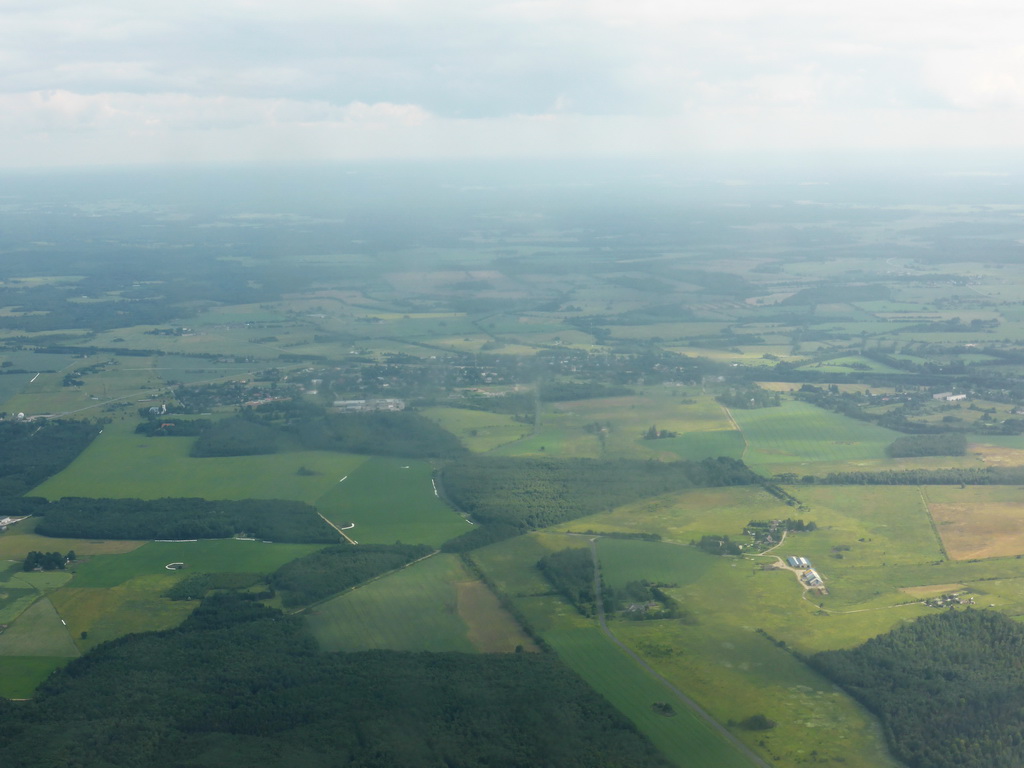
589, 537, 771, 768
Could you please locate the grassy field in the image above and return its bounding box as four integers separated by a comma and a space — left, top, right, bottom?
729, 399, 903, 473
69, 540, 322, 589
315, 456, 468, 547
308, 553, 493, 653
0, 597, 78, 657
469, 534, 762, 767
420, 406, 531, 452
32, 419, 368, 503
0, 656, 69, 699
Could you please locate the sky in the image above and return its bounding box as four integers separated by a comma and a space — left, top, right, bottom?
4, 0, 1024, 168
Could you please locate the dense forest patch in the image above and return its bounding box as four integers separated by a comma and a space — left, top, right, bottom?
0, 594, 672, 768
441, 456, 760, 535
810, 610, 1024, 768
33, 497, 337, 544
192, 410, 466, 459
0, 420, 100, 496
269, 543, 434, 607
886, 432, 967, 458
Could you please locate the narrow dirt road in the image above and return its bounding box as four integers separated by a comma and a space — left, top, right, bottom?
588, 539, 773, 768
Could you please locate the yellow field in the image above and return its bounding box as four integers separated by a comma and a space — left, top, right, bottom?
929, 501, 1024, 560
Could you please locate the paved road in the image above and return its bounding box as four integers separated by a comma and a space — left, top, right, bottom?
588, 538, 774, 768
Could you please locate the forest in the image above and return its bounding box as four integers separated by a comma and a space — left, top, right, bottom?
810, 610, 1024, 768
0, 420, 100, 497
191, 410, 466, 459
0, 594, 672, 768
33, 497, 338, 543
441, 456, 760, 534
269, 543, 434, 607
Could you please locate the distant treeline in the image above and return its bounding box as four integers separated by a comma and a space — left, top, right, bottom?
886, 432, 967, 458
0, 419, 100, 496
269, 543, 433, 607
33, 497, 337, 543
440, 456, 759, 550
810, 610, 1024, 768
191, 410, 466, 459
0, 594, 672, 768
795, 466, 1024, 486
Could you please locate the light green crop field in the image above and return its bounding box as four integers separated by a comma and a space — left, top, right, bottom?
420, 406, 531, 452
69, 540, 321, 589
50, 585, 196, 652
551, 486, 795, 544
32, 419, 367, 503
315, 457, 468, 547
545, 626, 759, 768
0, 597, 78, 657
307, 553, 476, 653
728, 399, 903, 472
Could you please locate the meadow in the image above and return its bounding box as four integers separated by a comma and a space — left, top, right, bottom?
314, 456, 469, 547
33, 419, 368, 503
306, 553, 533, 653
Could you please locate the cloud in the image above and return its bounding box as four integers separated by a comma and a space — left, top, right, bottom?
6, 0, 1024, 165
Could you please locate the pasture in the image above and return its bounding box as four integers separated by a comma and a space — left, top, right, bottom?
0, 598, 78, 657
728, 399, 902, 473
308, 553, 480, 653
0, 656, 68, 699
32, 419, 368, 503
69, 540, 321, 589
420, 406, 531, 452
314, 457, 467, 547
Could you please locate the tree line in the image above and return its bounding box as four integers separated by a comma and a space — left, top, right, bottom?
0, 594, 672, 768
33, 497, 337, 544
810, 610, 1024, 768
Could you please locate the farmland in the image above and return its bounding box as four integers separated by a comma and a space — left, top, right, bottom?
3, 164, 1024, 766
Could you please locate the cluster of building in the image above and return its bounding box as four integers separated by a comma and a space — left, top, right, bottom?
332, 398, 406, 413
786, 556, 824, 589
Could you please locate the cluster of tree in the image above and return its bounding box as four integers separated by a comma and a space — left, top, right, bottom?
33, 497, 337, 544
441, 456, 759, 548
536, 547, 607, 617
715, 386, 781, 409
614, 581, 685, 621
135, 418, 212, 437
191, 410, 466, 459
0, 594, 671, 768
809, 466, 1024, 486
642, 425, 677, 440
23, 550, 73, 572
0, 419, 100, 496
887, 432, 968, 458
694, 535, 742, 556
269, 543, 433, 607
164, 572, 267, 601
809, 610, 1024, 768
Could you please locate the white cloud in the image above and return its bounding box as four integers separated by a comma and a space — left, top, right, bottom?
5, 0, 1024, 166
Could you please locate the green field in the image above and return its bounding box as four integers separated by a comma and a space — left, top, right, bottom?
728, 399, 903, 472
68, 540, 322, 589
420, 406, 532, 452
32, 419, 368, 503
315, 456, 468, 547
0, 598, 78, 657
307, 553, 477, 652
545, 626, 759, 768
0, 656, 69, 699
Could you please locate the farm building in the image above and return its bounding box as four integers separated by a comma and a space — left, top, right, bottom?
786, 556, 812, 568
801, 569, 824, 587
